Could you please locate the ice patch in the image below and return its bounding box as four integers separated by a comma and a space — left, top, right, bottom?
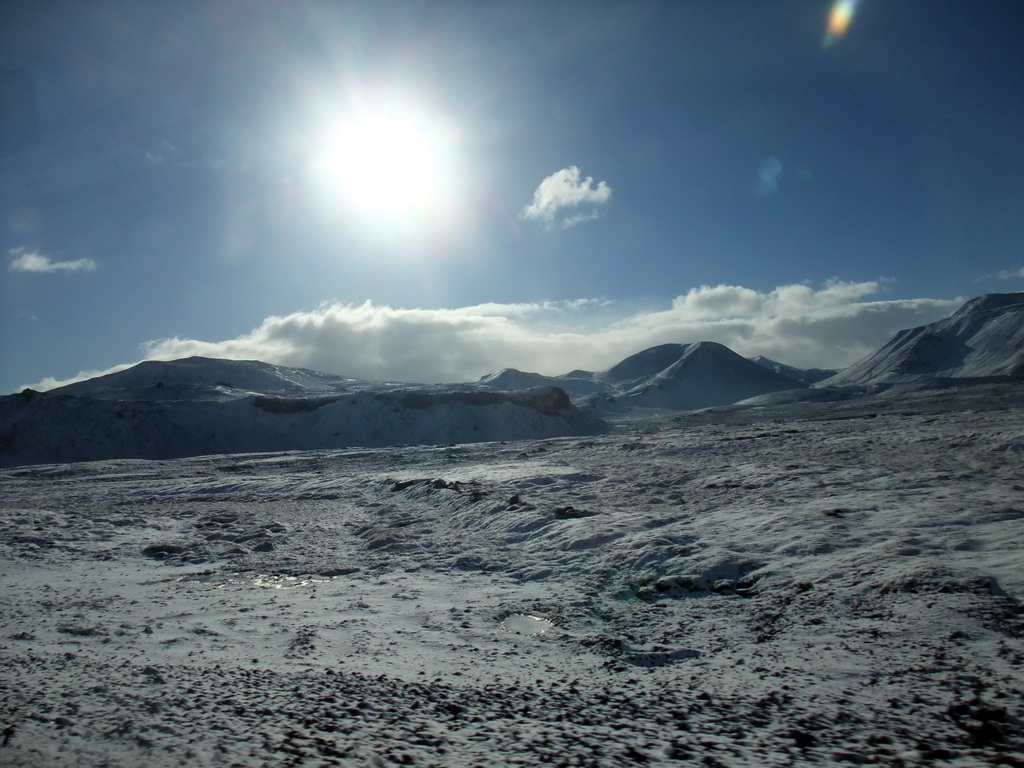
250, 574, 330, 590
176, 573, 330, 590
501, 614, 555, 636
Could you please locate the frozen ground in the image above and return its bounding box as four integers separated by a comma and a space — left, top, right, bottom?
1, 381, 1023, 766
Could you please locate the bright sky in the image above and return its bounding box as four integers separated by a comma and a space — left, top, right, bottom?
2, 1, 1023, 392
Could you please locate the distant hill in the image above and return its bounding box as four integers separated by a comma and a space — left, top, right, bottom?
825, 292, 1024, 387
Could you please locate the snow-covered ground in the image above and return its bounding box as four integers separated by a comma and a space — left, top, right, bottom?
2, 381, 1023, 766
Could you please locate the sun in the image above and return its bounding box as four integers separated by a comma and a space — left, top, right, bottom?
317, 105, 455, 219
298, 90, 468, 244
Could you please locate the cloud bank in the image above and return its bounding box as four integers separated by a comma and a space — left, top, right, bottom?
8, 249, 98, 273
25, 281, 960, 391
520, 166, 612, 228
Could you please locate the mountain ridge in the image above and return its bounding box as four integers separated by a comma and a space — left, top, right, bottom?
5, 291, 1023, 465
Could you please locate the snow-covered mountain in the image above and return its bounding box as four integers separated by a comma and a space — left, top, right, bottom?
610, 342, 804, 409
0, 359, 607, 466
476, 342, 804, 409
476, 292, 1024, 409
596, 343, 700, 388
825, 292, 1024, 387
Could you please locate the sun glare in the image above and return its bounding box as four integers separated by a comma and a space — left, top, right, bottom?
317, 105, 456, 221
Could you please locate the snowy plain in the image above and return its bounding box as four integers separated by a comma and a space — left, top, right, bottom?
2, 379, 1023, 766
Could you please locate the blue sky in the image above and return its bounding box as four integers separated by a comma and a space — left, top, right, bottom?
2, 0, 1023, 392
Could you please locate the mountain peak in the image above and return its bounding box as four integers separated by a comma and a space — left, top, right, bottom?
952, 292, 1024, 318
597, 343, 690, 385
621, 342, 802, 409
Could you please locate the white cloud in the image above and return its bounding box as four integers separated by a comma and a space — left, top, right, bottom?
26, 364, 136, 393
560, 211, 602, 229
24, 281, 961, 391
8, 249, 98, 273
974, 266, 1024, 283
520, 166, 612, 228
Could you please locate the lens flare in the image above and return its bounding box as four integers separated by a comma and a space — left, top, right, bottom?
824, 0, 860, 48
